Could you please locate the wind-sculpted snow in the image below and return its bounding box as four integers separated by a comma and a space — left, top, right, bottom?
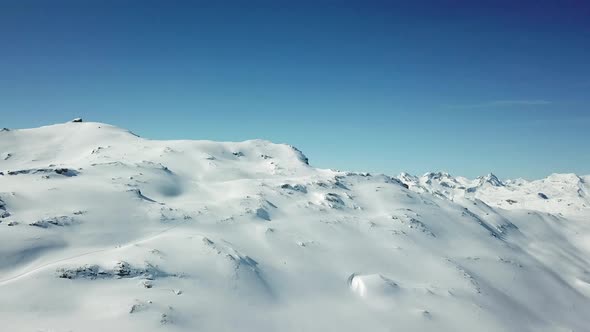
0, 121, 589, 331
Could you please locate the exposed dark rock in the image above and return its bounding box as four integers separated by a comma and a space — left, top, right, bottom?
461, 208, 515, 239
91, 146, 105, 154
289, 145, 309, 165
57, 264, 102, 279
29, 216, 75, 228
129, 302, 148, 314
127, 188, 158, 203
0, 198, 9, 218
280, 183, 308, 193
255, 208, 271, 221
57, 261, 175, 280
391, 215, 436, 237
6, 168, 78, 177
345, 172, 371, 177
423, 171, 452, 181
160, 313, 172, 324
324, 193, 345, 208
479, 173, 504, 187
54, 168, 75, 176
127, 130, 140, 137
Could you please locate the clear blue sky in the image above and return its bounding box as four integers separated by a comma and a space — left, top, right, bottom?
1, 1, 589, 179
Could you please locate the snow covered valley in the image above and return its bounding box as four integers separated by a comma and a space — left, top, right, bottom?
1, 120, 589, 331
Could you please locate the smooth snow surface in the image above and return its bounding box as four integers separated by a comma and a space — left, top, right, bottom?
1, 121, 589, 331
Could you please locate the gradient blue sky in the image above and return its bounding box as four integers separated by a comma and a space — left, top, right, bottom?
1, 1, 589, 179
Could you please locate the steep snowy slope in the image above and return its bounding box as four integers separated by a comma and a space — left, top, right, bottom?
1, 121, 589, 332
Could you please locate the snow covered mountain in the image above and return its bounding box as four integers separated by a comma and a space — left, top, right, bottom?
398, 170, 589, 216
1, 120, 589, 332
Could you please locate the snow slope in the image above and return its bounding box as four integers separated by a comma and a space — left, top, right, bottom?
0, 120, 589, 332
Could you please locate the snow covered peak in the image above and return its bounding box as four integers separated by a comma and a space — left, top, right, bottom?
420, 171, 455, 185
545, 173, 583, 184
396, 169, 589, 215
504, 178, 528, 186
398, 172, 418, 183
476, 173, 504, 187
422, 171, 452, 179
0, 121, 311, 180
420, 171, 465, 189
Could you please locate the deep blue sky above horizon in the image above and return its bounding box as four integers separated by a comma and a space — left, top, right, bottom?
1, 0, 589, 179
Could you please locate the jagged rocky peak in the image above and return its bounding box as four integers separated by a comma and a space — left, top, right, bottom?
420, 171, 460, 188
422, 171, 453, 180
396, 172, 421, 190
477, 173, 504, 187
398, 172, 418, 183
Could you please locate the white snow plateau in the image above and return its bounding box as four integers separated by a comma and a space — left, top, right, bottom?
0, 120, 589, 331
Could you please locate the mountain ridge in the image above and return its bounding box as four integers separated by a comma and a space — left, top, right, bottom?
2, 120, 586, 183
